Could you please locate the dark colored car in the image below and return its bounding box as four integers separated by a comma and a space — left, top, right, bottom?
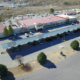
73, 30, 77, 33
11, 47, 16, 53
16, 47, 20, 52
52, 36, 57, 39
76, 21, 79, 24
45, 37, 53, 42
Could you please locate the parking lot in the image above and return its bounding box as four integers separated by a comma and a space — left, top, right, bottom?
0, 23, 80, 52
7, 27, 80, 60
0, 23, 80, 67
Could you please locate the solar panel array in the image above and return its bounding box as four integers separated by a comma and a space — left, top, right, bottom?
1, 24, 80, 49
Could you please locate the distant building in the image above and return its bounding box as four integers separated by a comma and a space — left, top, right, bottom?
63, 11, 76, 15
57, 14, 77, 23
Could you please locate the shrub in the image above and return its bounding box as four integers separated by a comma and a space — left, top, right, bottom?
60, 51, 63, 55
37, 52, 47, 65
66, 18, 69, 24
64, 1, 70, 5
0, 64, 8, 77
50, 8, 54, 14
0, 17, 3, 22
70, 40, 79, 50
8, 25, 13, 35
4, 27, 9, 37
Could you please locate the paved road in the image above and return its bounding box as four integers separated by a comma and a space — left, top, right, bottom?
8, 51, 80, 80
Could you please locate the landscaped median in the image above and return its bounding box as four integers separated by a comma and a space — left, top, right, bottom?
1, 40, 80, 79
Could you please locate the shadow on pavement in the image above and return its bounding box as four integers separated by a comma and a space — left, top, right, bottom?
42, 60, 56, 69
61, 53, 66, 58
9, 36, 22, 41
0, 71, 15, 80
8, 31, 80, 60
17, 36, 23, 40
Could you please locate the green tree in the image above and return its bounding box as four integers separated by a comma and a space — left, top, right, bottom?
0, 17, 3, 22
0, 64, 8, 77
4, 28, 9, 37
8, 25, 13, 35
37, 52, 47, 65
50, 8, 54, 14
66, 18, 69, 24
70, 40, 79, 50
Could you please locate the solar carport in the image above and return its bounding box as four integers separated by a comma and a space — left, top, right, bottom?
1, 24, 80, 49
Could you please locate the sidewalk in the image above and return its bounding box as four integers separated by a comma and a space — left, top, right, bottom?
0, 36, 80, 68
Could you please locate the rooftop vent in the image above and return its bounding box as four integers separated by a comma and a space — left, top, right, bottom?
34, 22, 36, 25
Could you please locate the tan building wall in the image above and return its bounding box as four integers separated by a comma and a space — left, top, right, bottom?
0, 33, 4, 38
13, 27, 28, 34
27, 26, 35, 30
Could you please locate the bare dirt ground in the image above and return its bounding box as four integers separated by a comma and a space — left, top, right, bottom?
4, 45, 79, 80
0, 4, 80, 20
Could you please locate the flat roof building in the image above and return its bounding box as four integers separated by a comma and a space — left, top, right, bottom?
0, 14, 77, 38
20, 15, 67, 27
57, 14, 77, 23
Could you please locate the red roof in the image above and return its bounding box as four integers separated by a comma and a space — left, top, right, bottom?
20, 15, 67, 27
0, 22, 5, 33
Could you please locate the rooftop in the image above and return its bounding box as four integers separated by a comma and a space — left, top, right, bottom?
66, 11, 76, 14
57, 14, 76, 19
0, 22, 5, 33
20, 15, 67, 27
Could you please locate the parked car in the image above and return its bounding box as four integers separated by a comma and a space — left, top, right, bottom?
25, 33, 29, 37
45, 37, 53, 42
38, 40, 42, 44
67, 31, 71, 35
73, 30, 77, 33
76, 21, 79, 24
63, 32, 68, 36
71, 23, 75, 25
70, 31, 75, 34
9, 37, 13, 39
16, 47, 20, 52
13, 36, 17, 39
52, 36, 57, 39
29, 32, 33, 35
11, 47, 16, 53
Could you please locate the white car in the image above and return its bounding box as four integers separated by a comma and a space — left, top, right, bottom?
30, 32, 33, 35
25, 33, 29, 37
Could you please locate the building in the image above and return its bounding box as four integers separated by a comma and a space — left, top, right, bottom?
0, 22, 5, 38
0, 15, 77, 38
63, 11, 76, 15
57, 14, 77, 23
20, 15, 67, 31
75, 9, 80, 14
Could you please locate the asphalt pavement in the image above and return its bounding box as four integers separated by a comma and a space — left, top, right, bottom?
0, 31, 80, 68
8, 51, 80, 80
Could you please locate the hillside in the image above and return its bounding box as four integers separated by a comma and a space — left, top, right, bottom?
1, 0, 80, 6
0, 0, 80, 20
